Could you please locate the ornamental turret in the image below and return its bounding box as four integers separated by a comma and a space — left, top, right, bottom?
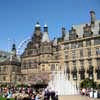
11, 43, 16, 57
35, 22, 41, 31
90, 10, 96, 27
44, 24, 48, 32
62, 27, 66, 39
32, 22, 42, 44
41, 24, 50, 42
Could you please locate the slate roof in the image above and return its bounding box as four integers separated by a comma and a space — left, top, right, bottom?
0, 50, 21, 66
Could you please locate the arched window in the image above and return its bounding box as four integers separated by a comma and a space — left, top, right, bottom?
71, 67, 77, 80
79, 67, 85, 80
87, 65, 94, 79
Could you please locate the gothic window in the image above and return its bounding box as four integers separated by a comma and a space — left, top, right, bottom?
71, 43, 76, 49
96, 47, 100, 56
80, 49, 83, 57
73, 74, 77, 80
66, 63, 68, 69
94, 38, 100, 45
88, 59, 92, 66
24, 62, 27, 69
73, 61, 76, 67
29, 61, 32, 68
31, 62, 37, 69
97, 73, 100, 79
65, 63, 70, 80
80, 60, 84, 67
1, 66, 6, 72
58, 45, 61, 50
65, 55, 68, 59
87, 48, 91, 57
22, 61, 26, 69
97, 58, 100, 67
28, 50, 33, 55
87, 65, 94, 79
80, 72, 85, 80
79, 62, 85, 80
42, 65, 45, 71
64, 44, 69, 50
78, 41, 83, 48
72, 50, 76, 59
3, 76, 6, 81
96, 66, 100, 80
72, 67, 77, 80
12, 66, 16, 72
51, 64, 55, 71
86, 40, 91, 46
64, 50, 68, 54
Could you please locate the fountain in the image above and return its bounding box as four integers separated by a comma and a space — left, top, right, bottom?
47, 71, 79, 95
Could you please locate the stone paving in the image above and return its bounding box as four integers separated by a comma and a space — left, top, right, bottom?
59, 95, 100, 100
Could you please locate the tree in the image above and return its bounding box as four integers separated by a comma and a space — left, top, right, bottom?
80, 78, 96, 89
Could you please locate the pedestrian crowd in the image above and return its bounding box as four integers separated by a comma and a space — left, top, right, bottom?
0, 86, 58, 100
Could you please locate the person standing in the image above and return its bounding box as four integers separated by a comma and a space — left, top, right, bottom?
50, 90, 55, 100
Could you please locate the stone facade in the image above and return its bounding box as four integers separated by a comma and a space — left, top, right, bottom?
0, 11, 100, 86
0, 44, 21, 84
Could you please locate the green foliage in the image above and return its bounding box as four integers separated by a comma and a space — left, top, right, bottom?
16, 84, 28, 88
0, 96, 14, 100
80, 78, 96, 89
0, 83, 7, 87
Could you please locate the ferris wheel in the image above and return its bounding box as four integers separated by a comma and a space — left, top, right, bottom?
17, 36, 31, 55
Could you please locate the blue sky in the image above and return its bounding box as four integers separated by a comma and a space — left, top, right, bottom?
0, 0, 100, 52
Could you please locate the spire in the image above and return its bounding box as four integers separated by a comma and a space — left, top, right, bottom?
35, 21, 41, 27
34, 21, 42, 38
44, 24, 48, 32
42, 24, 50, 42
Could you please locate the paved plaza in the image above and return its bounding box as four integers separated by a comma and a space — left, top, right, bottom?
59, 95, 100, 100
